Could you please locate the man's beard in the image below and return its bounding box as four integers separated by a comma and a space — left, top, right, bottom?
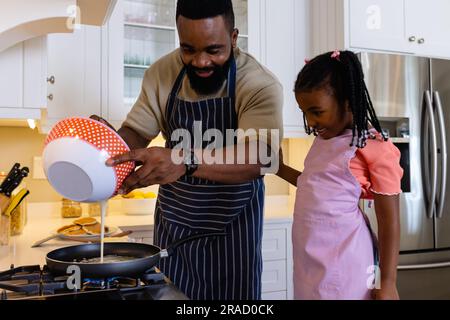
185, 54, 233, 96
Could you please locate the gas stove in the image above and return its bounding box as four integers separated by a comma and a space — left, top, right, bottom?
0, 265, 188, 300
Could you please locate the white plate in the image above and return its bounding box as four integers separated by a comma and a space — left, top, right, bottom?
57, 226, 118, 240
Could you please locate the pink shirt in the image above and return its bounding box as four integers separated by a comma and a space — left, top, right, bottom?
349, 134, 404, 199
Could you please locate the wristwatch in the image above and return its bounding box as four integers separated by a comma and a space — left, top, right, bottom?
184, 151, 199, 177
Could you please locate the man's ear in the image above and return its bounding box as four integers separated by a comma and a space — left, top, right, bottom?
231, 28, 239, 48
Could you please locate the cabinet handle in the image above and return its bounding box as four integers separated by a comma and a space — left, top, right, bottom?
46, 76, 55, 84
418, 38, 425, 44
47, 94, 54, 101
409, 36, 416, 42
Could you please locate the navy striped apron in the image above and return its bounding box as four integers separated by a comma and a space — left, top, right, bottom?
154, 57, 265, 300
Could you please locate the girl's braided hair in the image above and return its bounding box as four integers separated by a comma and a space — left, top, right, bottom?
296, 50, 387, 148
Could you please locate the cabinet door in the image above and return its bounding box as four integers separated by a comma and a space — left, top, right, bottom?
348, 0, 410, 54
0, 43, 23, 109
262, 291, 287, 300
46, 26, 102, 121
107, 0, 177, 124
261, 260, 287, 293
262, 0, 305, 137
405, 0, 450, 59
0, 37, 46, 117
23, 37, 47, 109
262, 229, 287, 261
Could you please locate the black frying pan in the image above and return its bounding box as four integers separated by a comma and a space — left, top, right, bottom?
46, 232, 226, 278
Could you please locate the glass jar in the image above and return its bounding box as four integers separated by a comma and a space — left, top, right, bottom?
10, 201, 26, 236
88, 202, 109, 217
0, 215, 10, 246
61, 199, 82, 218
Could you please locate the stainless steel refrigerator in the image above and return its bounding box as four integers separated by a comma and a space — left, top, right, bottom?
359, 52, 450, 300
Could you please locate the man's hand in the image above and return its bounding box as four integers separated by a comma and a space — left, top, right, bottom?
106, 147, 185, 194
90, 115, 117, 132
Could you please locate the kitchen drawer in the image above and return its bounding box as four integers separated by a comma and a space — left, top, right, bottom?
262, 229, 286, 261
262, 291, 287, 300
141, 237, 154, 245
128, 231, 153, 244
128, 230, 153, 240
262, 260, 287, 293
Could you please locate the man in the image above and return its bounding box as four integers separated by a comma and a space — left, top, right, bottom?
106, 0, 283, 300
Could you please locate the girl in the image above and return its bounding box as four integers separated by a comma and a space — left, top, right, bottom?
277, 50, 403, 300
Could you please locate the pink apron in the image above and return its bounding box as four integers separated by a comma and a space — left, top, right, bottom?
293, 130, 376, 300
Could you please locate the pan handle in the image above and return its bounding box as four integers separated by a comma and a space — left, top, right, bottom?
161, 232, 227, 258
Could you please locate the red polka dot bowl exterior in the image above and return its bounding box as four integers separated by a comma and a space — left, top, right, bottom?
43, 117, 135, 203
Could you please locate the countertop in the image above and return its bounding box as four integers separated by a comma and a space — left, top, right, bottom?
0, 196, 294, 271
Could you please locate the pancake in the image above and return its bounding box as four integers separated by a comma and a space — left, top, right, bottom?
83, 223, 109, 235
73, 217, 98, 226
60, 225, 87, 236
57, 224, 81, 234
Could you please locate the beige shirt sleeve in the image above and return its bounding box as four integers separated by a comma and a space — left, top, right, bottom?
237, 81, 284, 148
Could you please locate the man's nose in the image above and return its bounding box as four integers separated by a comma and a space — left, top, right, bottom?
192, 52, 212, 69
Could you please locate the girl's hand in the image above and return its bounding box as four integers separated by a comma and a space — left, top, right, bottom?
276, 148, 285, 175
372, 282, 400, 300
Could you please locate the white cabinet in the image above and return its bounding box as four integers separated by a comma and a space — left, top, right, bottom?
312, 0, 450, 59
124, 218, 294, 300
261, 220, 293, 300
0, 37, 46, 119
347, 0, 408, 54
0, 1, 117, 125
254, 0, 308, 138
0, 44, 23, 109
404, 0, 450, 58
0, 0, 117, 52
43, 25, 102, 131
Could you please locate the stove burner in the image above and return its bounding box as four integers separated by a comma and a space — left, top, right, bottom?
0, 265, 182, 300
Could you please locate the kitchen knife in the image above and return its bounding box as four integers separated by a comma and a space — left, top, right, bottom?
4, 167, 29, 197
0, 163, 20, 193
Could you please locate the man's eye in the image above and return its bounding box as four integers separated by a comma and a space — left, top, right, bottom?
182, 48, 195, 54
207, 49, 220, 55
313, 111, 323, 116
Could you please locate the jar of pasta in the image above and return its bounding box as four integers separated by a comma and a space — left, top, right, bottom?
61, 198, 82, 218
10, 201, 26, 236
88, 202, 109, 217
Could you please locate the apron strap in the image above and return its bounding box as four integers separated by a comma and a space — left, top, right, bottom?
170, 67, 187, 97
226, 56, 237, 98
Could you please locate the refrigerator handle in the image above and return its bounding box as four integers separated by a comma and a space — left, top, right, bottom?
398, 261, 450, 271
424, 91, 438, 219
434, 91, 448, 219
